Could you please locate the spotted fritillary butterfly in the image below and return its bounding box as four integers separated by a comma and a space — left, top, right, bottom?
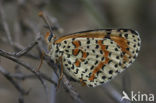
46, 29, 141, 87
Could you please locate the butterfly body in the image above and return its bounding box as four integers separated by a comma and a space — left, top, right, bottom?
47, 29, 141, 87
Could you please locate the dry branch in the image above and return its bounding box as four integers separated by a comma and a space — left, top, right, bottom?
0, 1, 126, 103
0, 66, 28, 95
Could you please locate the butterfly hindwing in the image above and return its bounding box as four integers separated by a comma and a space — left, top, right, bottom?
54, 29, 141, 87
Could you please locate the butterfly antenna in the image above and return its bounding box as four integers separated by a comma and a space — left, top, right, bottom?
38, 11, 53, 35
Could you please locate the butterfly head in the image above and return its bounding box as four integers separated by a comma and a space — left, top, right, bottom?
45, 31, 56, 50
45, 31, 55, 43
45, 31, 58, 63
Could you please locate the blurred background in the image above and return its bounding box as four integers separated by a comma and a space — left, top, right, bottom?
0, 0, 156, 103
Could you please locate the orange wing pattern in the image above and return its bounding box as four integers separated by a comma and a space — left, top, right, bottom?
49, 29, 141, 87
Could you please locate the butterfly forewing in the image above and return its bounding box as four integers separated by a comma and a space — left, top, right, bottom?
52, 29, 141, 87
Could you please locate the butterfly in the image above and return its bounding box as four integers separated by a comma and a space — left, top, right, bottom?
45, 29, 141, 87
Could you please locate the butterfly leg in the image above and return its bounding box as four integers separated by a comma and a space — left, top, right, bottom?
35, 52, 45, 72
80, 79, 86, 86
57, 56, 64, 88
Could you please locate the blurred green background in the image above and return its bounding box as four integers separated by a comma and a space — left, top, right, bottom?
0, 0, 155, 103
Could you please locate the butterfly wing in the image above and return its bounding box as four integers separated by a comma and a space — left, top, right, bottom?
55, 29, 141, 87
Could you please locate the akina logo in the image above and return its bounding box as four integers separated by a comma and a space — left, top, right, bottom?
121, 91, 155, 102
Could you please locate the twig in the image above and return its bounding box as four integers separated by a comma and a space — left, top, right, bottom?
10, 73, 36, 80
13, 42, 39, 59
63, 75, 84, 103
103, 84, 131, 103
0, 1, 85, 103
0, 48, 57, 88
50, 72, 57, 103
36, 33, 59, 103
9, 72, 57, 86
0, 36, 39, 59
40, 72, 57, 86
0, 66, 28, 95
0, 35, 40, 58
14, 35, 41, 57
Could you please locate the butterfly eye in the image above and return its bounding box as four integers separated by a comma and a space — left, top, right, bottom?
48, 33, 53, 42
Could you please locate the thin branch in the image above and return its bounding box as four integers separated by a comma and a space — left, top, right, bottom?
40, 72, 57, 86
10, 73, 36, 80
63, 75, 84, 103
103, 84, 131, 103
0, 66, 28, 95
0, 36, 40, 58
13, 42, 39, 59
9, 72, 57, 86
14, 35, 41, 57
0, 48, 57, 88
0, 1, 86, 103
50, 72, 57, 103
0, 37, 39, 59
